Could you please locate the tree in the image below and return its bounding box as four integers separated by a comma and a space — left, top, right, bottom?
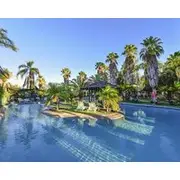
61, 68, 71, 84
46, 83, 61, 110
0, 28, 18, 86
0, 68, 13, 105
95, 62, 108, 81
106, 52, 119, 85
0, 28, 18, 52
158, 51, 180, 103
159, 69, 177, 103
46, 83, 74, 109
122, 44, 138, 85
165, 51, 180, 72
97, 85, 121, 112
88, 74, 101, 84
37, 75, 46, 90
17, 61, 39, 89
140, 36, 164, 92
70, 75, 88, 101
78, 71, 87, 83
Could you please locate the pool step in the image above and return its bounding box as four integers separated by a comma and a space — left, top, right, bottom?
96, 124, 145, 145
112, 119, 154, 136
125, 116, 155, 124
53, 136, 104, 162
59, 127, 131, 162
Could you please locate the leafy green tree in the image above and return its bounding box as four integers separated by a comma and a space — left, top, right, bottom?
70, 75, 88, 101
140, 36, 164, 92
159, 69, 177, 103
106, 52, 119, 85
158, 51, 180, 103
0, 68, 13, 105
17, 61, 39, 89
46, 83, 61, 110
97, 85, 121, 112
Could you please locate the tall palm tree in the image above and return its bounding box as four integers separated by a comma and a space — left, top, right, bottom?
17, 61, 39, 89
61, 68, 71, 84
78, 71, 87, 83
106, 52, 119, 85
95, 62, 108, 81
140, 36, 164, 91
122, 44, 138, 84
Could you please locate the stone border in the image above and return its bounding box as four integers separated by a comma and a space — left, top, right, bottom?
121, 102, 180, 111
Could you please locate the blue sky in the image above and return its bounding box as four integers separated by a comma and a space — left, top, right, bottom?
0, 18, 180, 85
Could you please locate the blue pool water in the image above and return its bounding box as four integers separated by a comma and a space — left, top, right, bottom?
0, 103, 180, 162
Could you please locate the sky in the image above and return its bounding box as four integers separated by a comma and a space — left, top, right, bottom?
0, 18, 180, 86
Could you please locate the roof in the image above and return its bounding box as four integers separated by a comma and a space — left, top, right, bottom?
81, 81, 116, 90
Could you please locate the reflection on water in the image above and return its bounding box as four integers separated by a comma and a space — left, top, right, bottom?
0, 119, 8, 150
0, 103, 180, 161
14, 119, 38, 150
77, 118, 97, 127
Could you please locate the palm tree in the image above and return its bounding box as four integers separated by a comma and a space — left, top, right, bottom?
61, 68, 71, 84
37, 75, 46, 90
78, 71, 87, 83
159, 69, 177, 103
46, 83, 72, 108
106, 52, 119, 85
122, 44, 138, 84
88, 74, 101, 84
17, 61, 39, 89
166, 51, 180, 71
140, 36, 164, 92
70, 76, 88, 101
0, 28, 18, 52
0, 68, 13, 105
95, 62, 108, 81
97, 85, 121, 112
0, 28, 18, 78
46, 83, 61, 110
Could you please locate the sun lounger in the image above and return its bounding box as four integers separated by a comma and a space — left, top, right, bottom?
76, 101, 87, 111
87, 102, 98, 112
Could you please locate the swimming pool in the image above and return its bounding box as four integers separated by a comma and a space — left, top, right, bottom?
0, 103, 180, 162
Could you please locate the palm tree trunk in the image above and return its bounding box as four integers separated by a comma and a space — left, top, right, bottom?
109, 63, 118, 85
